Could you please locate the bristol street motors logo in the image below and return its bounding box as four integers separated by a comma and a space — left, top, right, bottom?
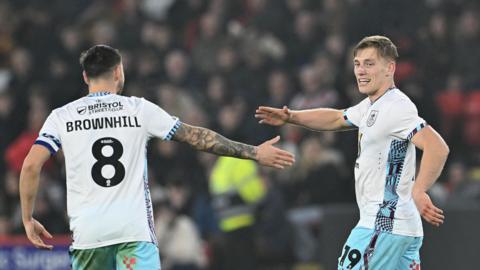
77, 106, 87, 115
77, 101, 124, 115
367, 110, 379, 127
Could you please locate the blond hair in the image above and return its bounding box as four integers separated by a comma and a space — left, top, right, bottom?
353, 35, 399, 61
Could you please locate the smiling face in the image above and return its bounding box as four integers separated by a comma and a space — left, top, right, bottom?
354, 47, 395, 100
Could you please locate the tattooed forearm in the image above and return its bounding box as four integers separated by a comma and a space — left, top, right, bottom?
172, 123, 257, 160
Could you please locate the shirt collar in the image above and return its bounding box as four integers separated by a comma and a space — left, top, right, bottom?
87, 91, 114, 97
370, 86, 396, 105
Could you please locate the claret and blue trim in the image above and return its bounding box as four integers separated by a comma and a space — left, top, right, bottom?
343, 110, 356, 127
407, 122, 427, 141
165, 119, 181, 141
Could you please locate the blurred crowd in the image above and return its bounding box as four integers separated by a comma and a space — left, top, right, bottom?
1, 0, 480, 269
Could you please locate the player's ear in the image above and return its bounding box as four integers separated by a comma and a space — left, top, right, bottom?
113, 64, 121, 81
387, 61, 395, 77
82, 71, 89, 85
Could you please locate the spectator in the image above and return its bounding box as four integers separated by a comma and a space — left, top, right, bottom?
5, 93, 48, 174
285, 10, 323, 67
191, 12, 226, 75
155, 183, 208, 270
435, 74, 465, 148
290, 63, 338, 110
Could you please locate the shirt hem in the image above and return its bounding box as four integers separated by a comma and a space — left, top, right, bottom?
70, 237, 154, 250
356, 217, 423, 237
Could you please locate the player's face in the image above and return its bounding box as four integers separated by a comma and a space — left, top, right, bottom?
353, 47, 394, 97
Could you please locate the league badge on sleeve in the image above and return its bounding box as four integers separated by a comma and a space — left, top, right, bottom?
367, 110, 379, 127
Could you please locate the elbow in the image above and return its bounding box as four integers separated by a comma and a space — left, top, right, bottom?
423, 140, 449, 160
438, 142, 450, 160
443, 143, 450, 158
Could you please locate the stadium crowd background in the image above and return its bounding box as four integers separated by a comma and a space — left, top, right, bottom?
1, 0, 480, 269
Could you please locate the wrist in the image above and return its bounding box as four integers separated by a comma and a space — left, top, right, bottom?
286, 110, 294, 124
412, 186, 426, 196
22, 216, 33, 225
253, 146, 259, 161
22, 219, 33, 227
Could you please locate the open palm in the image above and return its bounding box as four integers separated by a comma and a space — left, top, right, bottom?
256, 136, 295, 169
255, 106, 291, 126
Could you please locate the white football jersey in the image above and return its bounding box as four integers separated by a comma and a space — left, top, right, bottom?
35, 92, 180, 249
344, 88, 426, 237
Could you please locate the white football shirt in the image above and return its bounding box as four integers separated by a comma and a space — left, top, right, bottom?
344, 88, 426, 237
35, 92, 180, 249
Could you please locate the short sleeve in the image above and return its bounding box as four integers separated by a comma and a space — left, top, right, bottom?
344, 98, 370, 127
389, 99, 427, 141
35, 112, 62, 155
143, 99, 181, 140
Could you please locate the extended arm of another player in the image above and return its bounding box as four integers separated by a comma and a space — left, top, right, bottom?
172, 122, 295, 169
19, 145, 54, 249
411, 126, 449, 226
289, 108, 353, 131
255, 106, 353, 131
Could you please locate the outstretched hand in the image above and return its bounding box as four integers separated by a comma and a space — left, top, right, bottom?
24, 218, 53, 250
413, 190, 444, 227
256, 136, 295, 169
255, 106, 292, 126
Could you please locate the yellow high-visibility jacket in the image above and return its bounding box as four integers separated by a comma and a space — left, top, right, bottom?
210, 157, 266, 232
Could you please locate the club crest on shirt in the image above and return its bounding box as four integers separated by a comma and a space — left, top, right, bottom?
367, 110, 379, 127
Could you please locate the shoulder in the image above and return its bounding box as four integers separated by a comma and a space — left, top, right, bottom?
122, 95, 163, 107
117, 95, 147, 109
51, 97, 87, 117
358, 97, 371, 107
121, 95, 144, 103
348, 97, 371, 114
384, 89, 418, 113
347, 97, 370, 110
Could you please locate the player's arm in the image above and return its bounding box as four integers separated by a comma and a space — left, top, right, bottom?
255, 106, 353, 131
19, 145, 54, 250
411, 126, 449, 227
172, 123, 295, 169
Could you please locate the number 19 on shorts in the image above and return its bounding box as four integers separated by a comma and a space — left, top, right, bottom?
339, 245, 361, 269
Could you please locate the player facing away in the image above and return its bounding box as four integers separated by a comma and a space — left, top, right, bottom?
19, 45, 295, 270
256, 35, 449, 270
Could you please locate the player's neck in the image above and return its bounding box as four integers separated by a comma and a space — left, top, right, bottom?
88, 82, 117, 95
368, 82, 395, 103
